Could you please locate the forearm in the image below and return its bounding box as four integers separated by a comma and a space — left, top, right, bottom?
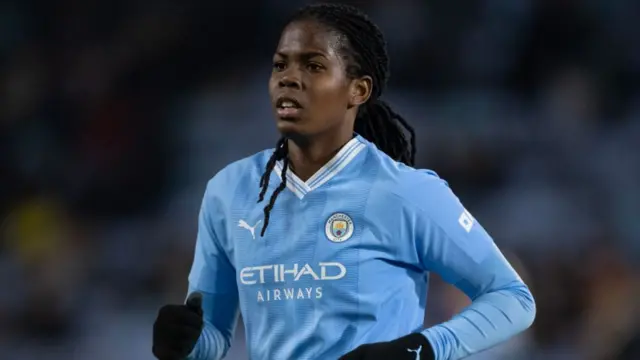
422, 281, 535, 360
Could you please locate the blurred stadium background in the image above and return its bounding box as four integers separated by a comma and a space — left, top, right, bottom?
1, 0, 639, 359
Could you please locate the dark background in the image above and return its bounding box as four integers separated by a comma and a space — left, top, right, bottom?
1, 0, 638, 359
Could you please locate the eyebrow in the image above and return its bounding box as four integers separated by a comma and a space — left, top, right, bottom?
275, 51, 329, 60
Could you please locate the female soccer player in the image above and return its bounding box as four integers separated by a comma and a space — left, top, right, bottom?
152, 4, 535, 360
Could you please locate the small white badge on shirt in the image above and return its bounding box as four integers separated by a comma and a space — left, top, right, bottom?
458, 209, 475, 233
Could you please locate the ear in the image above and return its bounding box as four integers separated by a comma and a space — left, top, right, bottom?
349, 75, 372, 107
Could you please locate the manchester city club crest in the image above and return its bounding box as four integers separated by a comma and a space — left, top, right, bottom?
325, 213, 354, 243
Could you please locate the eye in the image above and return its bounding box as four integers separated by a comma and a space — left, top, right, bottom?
273, 61, 286, 72
307, 62, 324, 72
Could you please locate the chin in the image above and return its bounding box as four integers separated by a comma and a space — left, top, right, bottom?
276, 118, 309, 139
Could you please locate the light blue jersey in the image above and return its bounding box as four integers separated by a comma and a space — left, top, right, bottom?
187, 135, 535, 360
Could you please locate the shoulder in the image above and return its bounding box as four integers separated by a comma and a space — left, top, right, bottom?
392, 166, 451, 207
366, 146, 451, 210
368, 150, 467, 226
204, 148, 275, 199
368, 158, 483, 244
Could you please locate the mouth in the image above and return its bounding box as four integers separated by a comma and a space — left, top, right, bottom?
275, 96, 303, 119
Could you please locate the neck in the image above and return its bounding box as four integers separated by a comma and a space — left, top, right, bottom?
286, 131, 354, 182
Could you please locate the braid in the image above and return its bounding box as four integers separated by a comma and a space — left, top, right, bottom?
258, 3, 416, 236
356, 100, 416, 166
257, 137, 288, 236
258, 137, 286, 203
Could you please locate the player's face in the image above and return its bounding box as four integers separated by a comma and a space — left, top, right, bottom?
269, 20, 370, 139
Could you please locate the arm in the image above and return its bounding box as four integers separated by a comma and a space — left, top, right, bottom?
186, 181, 240, 360
414, 177, 536, 360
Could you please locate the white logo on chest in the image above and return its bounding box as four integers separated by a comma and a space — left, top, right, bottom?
238, 219, 262, 239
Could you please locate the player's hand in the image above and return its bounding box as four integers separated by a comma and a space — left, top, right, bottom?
339, 333, 434, 360
152, 292, 204, 360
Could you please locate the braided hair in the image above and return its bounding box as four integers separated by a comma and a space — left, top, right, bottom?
258, 3, 416, 236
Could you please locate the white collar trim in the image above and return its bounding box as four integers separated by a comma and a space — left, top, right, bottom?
273, 137, 366, 199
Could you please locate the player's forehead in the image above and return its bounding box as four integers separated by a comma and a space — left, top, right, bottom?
275, 20, 341, 59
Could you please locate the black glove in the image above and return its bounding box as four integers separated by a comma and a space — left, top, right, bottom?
152, 292, 204, 360
339, 333, 435, 360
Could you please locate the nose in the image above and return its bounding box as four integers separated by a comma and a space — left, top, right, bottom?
278, 74, 302, 90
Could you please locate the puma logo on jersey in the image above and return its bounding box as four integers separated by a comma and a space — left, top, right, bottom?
407, 345, 422, 359
238, 219, 262, 239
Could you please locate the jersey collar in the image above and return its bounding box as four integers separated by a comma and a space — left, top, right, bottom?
273, 136, 366, 199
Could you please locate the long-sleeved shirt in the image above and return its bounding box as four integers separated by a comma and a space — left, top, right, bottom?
186, 135, 536, 360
